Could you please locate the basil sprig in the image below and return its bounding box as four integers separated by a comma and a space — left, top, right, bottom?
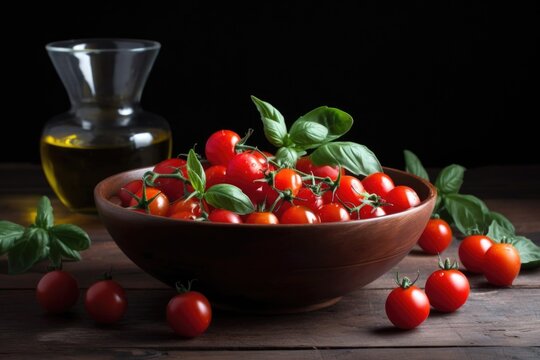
251, 96, 381, 176
404, 150, 540, 268
0, 196, 91, 274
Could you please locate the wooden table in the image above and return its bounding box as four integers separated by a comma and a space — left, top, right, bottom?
1, 164, 539, 359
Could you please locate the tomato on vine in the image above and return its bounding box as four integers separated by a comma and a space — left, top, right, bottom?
153, 158, 188, 202
205, 129, 241, 166
385, 273, 430, 330
129, 187, 169, 216
361, 172, 395, 199
425, 258, 469, 312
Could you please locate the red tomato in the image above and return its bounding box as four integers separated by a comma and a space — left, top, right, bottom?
266, 168, 303, 205
296, 156, 342, 180
317, 203, 351, 223
226, 152, 267, 203
246, 150, 275, 172
205, 129, 241, 166
167, 291, 212, 338
153, 158, 188, 202
334, 175, 365, 207
362, 172, 395, 198
208, 209, 243, 223
36, 270, 79, 314
85, 280, 127, 324
483, 243, 521, 286
385, 186, 420, 214
385, 277, 430, 330
417, 219, 453, 254
205, 165, 227, 189
458, 235, 494, 273
280, 205, 320, 224
245, 212, 279, 224
272, 187, 324, 219
425, 259, 470, 312
358, 205, 387, 219
170, 211, 198, 220
168, 198, 202, 217
118, 180, 143, 207
129, 187, 169, 216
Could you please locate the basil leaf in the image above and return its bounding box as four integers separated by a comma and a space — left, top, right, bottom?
48, 236, 63, 268
8, 227, 49, 274
251, 96, 288, 147
310, 142, 382, 176
187, 149, 206, 194
0, 221, 25, 255
205, 184, 255, 215
487, 211, 516, 234
49, 224, 90, 251
487, 221, 540, 269
294, 106, 353, 145
288, 121, 328, 149
444, 194, 490, 235
404, 150, 429, 181
435, 164, 466, 194
35, 196, 54, 229
275, 147, 301, 168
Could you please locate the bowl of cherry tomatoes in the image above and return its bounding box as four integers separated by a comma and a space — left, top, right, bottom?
95, 137, 436, 313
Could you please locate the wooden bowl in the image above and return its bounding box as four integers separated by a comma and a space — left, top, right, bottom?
95, 167, 436, 314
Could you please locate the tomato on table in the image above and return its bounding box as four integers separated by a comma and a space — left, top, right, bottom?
417, 218, 453, 254
425, 258, 470, 312
458, 235, 494, 273
385, 273, 430, 329
85, 278, 127, 324
483, 241, 520, 286
167, 283, 212, 338
36, 270, 79, 314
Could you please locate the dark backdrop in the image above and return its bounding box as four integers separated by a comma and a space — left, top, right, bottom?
2, 2, 538, 168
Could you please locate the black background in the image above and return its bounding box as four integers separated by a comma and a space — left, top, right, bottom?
2, 2, 538, 168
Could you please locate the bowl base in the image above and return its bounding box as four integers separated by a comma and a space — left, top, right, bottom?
212, 296, 343, 315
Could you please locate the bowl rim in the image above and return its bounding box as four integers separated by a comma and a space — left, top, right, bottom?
95, 166, 437, 229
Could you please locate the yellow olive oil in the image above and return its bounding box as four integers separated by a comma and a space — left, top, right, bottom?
40, 131, 171, 213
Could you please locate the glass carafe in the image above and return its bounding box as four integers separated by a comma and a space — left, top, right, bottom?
42, 39, 172, 213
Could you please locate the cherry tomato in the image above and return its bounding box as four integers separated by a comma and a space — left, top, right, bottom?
170, 211, 198, 220
272, 187, 324, 219
362, 172, 395, 198
266, 168, 303, 205
385, 186, 420, 214
357, 204, 387, 219
129, 187, 169, 216
317, 203, 351, 223
205, 129, 241, 166
334, 175, 365, 207
168, 197, 202, 217
483, 242, 520, 286
417, 219, 453, 254
205, 165, 227, 189
85, 279, 127, 324
208, 209, 243, 223
296, 156, 342, 180
280, 205, 320, 224
118, 180, 143, 207
458, 235, 494, 273
245, 212, 279, 224
167, 290, 212, 338
385, 275, 430, 330
36, 270, 79, 314
425, 259, 470, 312
226, 152, 266, 203
153, 158, 188, 202
246, 150, 275, 172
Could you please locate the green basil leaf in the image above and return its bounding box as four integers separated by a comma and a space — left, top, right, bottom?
275, 147, 301, 168
187, 149, 206, 194
487, 221, 540, 269
48, 236, 63, 268
49, 224, 90, 251
8, 227, 49, 274
404, 150, 429, 181
487, 211, 516, 234
444, 194, 490, 235
310, 142, 382, 176
435, 164, 466, 194
0, 221, 25, 255
35, 196, 54, 229
288, 121, 328, 149
293, 106, 353, 145
486, 220, 513, 240
251, 96, 288, 147
204, 184, 255, 215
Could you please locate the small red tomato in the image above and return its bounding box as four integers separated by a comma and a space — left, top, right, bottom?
483, 242, 521, 286
385, 186, 420, 214
245, 212, 279, 224
458, 235, 494, 273
226, 152, 266, 203
317, 203, 351, 223
334, 175, 365, 207
153, 158, 188, 202
266, 168, 303, 205
168, 197, 202, 217
170, 211, 198, 220
205, 165, 227, 189
85, 279, 127, 324
36, 270, 79, 314
117, 180, 143, 207
129, 187, 169, 216
417, 218, 453, 254
205, 129, 241, 166
385, 274, 430, 330
425, 258, 470, 312
296, 156, 342, 180
167, 289, 212, 338
352, 204, 387, 220
362, 172, 395, 198
280, 205, 320, 224
208, 209, 243, 223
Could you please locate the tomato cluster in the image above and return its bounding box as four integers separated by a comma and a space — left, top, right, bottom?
115, 129, 421, 224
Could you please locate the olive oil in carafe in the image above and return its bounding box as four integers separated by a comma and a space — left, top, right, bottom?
41, 132, 171, 213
